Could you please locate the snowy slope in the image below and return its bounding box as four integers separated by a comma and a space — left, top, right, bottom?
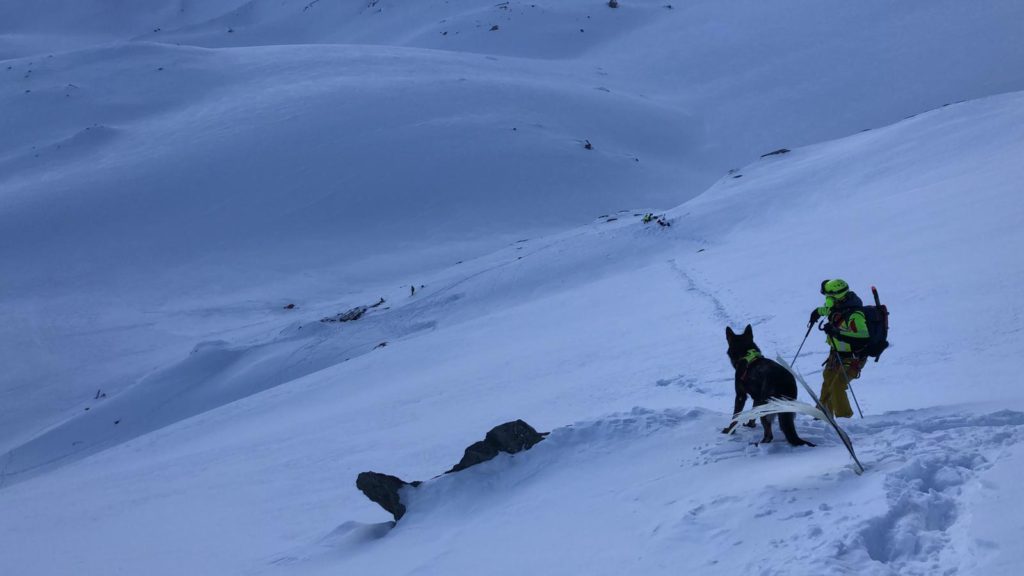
3, 85, 1024, 575
0, 39, 698, 454
4, 0, 1024, 453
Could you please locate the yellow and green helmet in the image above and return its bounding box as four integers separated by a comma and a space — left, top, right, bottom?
820, 278, 850, 299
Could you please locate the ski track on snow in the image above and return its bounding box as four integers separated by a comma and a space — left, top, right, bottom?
667, 257, 775, 333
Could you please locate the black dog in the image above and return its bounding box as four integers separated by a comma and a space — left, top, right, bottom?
723, 325, 814, 447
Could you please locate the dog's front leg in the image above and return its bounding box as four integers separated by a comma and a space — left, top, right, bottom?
722, 387, 748, 434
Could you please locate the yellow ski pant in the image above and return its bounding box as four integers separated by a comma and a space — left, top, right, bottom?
820, 355, 865, 419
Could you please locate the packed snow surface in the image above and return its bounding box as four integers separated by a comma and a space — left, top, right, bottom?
2, 1, 1024, 575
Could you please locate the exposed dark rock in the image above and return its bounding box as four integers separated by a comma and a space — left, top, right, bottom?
355, 472, 421, 521
760, 148, 790, 158
355, 420, 548, 522
447, 420, 547, 473
321, 306, 367, 323
449, 440, 499, 474
487, 419, 547, 452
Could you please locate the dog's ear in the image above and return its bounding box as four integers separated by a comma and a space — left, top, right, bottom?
743, 324, 752, 338
725, 326, 735, 341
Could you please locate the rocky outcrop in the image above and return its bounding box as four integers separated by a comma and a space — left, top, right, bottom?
355, 472, 420, 521
320, 298, 386, 323
446, 419, 547, 473
355, 420, 547, 522
321, 306, 366, 323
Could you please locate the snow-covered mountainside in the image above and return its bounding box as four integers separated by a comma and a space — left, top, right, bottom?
2, 1, 1024, 575
4, 0, 1024, 453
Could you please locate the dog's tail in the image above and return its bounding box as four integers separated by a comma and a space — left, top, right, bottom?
731, 399, 818, 447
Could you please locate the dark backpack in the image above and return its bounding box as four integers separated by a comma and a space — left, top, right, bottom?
828, 287, 889, 361
858, 305, 889, 360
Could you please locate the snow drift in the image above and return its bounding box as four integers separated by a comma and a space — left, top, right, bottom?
3, 2, 1024, 575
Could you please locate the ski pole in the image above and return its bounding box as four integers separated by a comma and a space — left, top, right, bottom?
836, 356, 864, 419
789, 322, 814, 370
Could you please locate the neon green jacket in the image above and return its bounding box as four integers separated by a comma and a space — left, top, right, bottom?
817, 295, 870, 355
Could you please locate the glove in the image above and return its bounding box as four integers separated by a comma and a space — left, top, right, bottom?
809, 309, 821, 324
823, 322, 839, 337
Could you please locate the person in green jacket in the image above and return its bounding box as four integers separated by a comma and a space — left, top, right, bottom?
809, 279, 869, 418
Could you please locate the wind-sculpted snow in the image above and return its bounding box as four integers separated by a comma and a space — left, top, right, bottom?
263, 406, 1024, 576
0, 40, 694, 449
5, 0, 1024, 452
842, 412, 1024, 575
0, 292, 437, 482
0, 215, 669, 480
1, 87, 1023, 575
3, 2, 1024, 574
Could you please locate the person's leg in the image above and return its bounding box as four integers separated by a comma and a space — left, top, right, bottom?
819, 363, 835, 412
823, 363, 854, 418
844, 358, 864, 381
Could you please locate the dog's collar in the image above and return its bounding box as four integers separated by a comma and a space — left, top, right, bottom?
738, 349, 762, 382
742, 349, 762, 364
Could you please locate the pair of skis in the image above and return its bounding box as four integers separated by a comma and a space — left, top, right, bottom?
729, 355, 864, 475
